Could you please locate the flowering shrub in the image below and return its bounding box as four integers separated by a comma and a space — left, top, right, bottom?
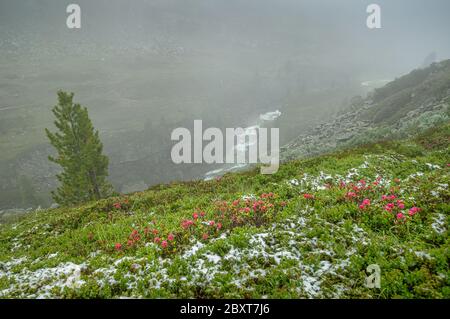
112, 192, 287, 255
110, 197, 131, 211
303, 193, 315, 200
302, 176, 422, 230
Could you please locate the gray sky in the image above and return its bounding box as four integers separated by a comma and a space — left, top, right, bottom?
1, 0, 449, 75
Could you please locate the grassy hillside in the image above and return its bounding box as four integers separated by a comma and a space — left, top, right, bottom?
0, 123, 449, 299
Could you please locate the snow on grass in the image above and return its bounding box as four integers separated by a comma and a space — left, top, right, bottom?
182, 240, 205, 259
0, 204, 371, 298
414, 251, 433, 260
425, 163, 441, 170
431, 214, 447, 235
88, 208, 369, 298
0, 257, 27, 277
0, 261, 86, 298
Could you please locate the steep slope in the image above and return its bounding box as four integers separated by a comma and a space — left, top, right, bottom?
282, 60, 450, 161
0, 123, 448, 298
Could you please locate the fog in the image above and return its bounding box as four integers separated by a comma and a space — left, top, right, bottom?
1, 0, 450, 209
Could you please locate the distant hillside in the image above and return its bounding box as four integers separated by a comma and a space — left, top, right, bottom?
282, 60, 450, 161
364, 60, 450, 124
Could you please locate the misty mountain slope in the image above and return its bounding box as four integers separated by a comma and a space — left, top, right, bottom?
0, 122, 448, 298
281, 60, 450, 161
364, 60, 450, 124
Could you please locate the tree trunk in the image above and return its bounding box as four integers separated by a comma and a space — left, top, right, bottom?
88, 170, 101, 200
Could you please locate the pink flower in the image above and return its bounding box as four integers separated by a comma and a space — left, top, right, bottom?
193, 212, 199, 219
396, 213, 404, 219
409, 207, 420, 216
114, 243, 122, 251
200, 211, 206, 217
154, 237, 161, 244
358, 198, 371, 210
217, 223, 222, 230
232, 200, 240, 206
181, 220, 194, 229
202, 233, 209, 240
209, 220, 215, 226
161, 240, 168, 248
398, 203, 405, 209
113, 202, 121, 209
168, 233, 174, 241
346, 192, 357, 198
303, 194, 314, 199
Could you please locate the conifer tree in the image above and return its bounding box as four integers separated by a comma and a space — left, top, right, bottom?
45, 91, 113, 205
